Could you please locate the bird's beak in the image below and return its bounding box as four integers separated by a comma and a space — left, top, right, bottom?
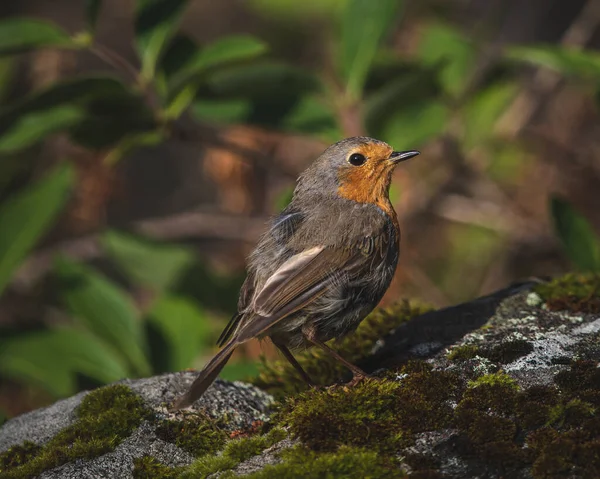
389, 150, 420, 163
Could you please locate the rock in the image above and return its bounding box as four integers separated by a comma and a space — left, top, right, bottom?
0, 372, 273, 478
2, 275, 600, 478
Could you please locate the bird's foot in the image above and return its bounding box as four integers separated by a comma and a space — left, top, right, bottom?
346, 373, 369, 388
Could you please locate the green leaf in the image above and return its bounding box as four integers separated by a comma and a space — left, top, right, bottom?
173, 35, 267, 87
102, 230, 194, 291
198, 62, 322, 128
0, 18, 76, 55
0, 57, 15, 104
147, 295, 212, 371
550, 196, 600, 272
192, 98, 253, 124
55, 258, 151, 376
0, 164, 74, 296
0, 76, 154, 150
0, 105, 84, 154
85, 0, 103, 32
165, 35, 267, 117
281, 95, 339, 138
0, 329, 130, 397
417, 23, 476, 97
340, 0, 401, 100
379, 99, 448, 152
135, 0, 189, 80
68, 86, 156, 149
507, 45, 600, 80
462, 82, 518, 149
364, 66, 445, 149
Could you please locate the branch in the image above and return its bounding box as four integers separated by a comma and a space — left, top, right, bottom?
12, 211, 269, 292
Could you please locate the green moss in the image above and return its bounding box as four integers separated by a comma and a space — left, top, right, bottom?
183, 427, 287, 477
243, 445, 400, 479
132, 456, 185, 479
0, 442, 41, 470
0, 385, 153, 478
554, 360, 600, 393
447, 344, 480, 361
547, 399, 595, 428
279, 364, 461, 454
468, 372, 519, 391
253, 301, 431, 397
534, 273, 600, 314
155, 415, 228, 457
528, 428, 600, 478
515, 386, 557, 430
448, 340, 534, 364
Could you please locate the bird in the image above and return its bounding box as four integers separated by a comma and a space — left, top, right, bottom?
172, 136, 419, 409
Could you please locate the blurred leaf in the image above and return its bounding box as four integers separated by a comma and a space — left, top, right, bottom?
103, 230, 194, 291
0, 18, 76, 55
0, 76, 154, 150
0, 57, 15, 104
462, 82, 518, 149
55, 258, 151, 376
364, 67, 439, 136
135, 0, 189, 80
380, 100, 448, 152
340, 0, 401, 100
85, 0, 103, 32
281, 95, 339, 138
487, 142, 527, 183
363, 54, 422, 94
67, 83, 156, 149
417, 23, 475, 97
166, 35, 267, 116
157, 34, 197, 97
0, 164, 74, 296
0, 329, 130, 397
249, 0, 343, 19
365, 67, 445, 150
507, 45, 600, 80
550, 196, 600, 272
147, 295, 212, 371
192, 98, 253, 124
197, 62, 322, 128
220, 361, 260, 381
439, 223, 502, 302
172, 35, 267, 89
103, 131, 164, 166
0, 105, 84, 154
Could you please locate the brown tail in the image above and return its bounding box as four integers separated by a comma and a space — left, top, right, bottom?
171, 341, 236, 410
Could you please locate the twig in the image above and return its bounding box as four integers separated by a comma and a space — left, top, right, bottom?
498, 0, 600, 138
89, 44, 140, 83
12, 211, 269, 292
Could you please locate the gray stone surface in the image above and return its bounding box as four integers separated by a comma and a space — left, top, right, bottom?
2, 281, 599, 478
38, 422, 194, 479
0, 391, 87, 452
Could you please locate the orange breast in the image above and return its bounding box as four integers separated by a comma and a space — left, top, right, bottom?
336, 144, 400, 241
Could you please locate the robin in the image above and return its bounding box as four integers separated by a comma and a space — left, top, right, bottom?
173, 136, 419, 409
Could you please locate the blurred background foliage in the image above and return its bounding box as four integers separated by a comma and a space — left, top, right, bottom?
0, 0, 599, 419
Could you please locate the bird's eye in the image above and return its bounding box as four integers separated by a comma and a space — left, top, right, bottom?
348, 153, 367, 166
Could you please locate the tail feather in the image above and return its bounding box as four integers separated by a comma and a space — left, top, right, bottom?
171, 341, 236, 410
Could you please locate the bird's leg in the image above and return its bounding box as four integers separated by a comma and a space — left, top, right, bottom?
272, 340, 315, 386
302, 324, 368, 383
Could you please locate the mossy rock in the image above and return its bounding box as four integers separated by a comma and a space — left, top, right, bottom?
2, 276, 600, 478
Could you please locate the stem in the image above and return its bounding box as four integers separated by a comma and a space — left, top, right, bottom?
89, 44, 140, 83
